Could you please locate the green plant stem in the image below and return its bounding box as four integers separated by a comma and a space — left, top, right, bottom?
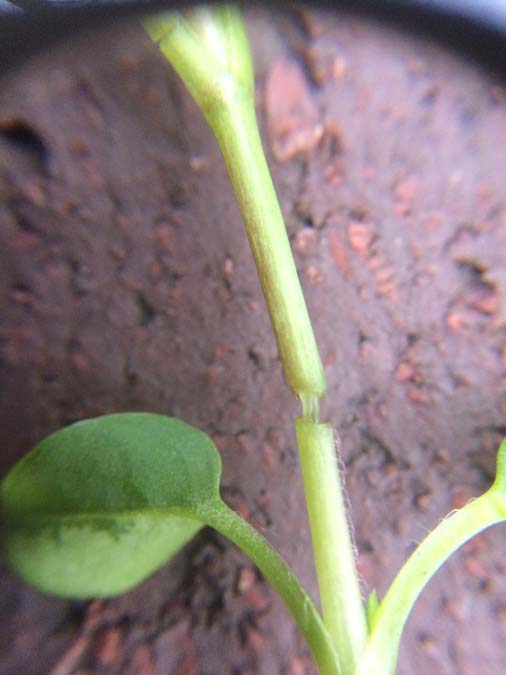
203, 502, 341, 675
145, 10, 368, 669
296, 419, 367, 673
358, 440, 506, 675
210, 99, 367, 666
208, 100, 326, 399
146, 10, 325, 399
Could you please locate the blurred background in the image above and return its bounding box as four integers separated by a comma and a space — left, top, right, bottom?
1, 2, 506, 673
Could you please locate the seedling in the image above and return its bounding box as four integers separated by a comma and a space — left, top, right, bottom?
2, 6, 505, 674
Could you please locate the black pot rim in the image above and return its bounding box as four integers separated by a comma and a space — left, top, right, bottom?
0, 1, 505, 77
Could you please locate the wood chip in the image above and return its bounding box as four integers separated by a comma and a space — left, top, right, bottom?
265, 58, 322, 162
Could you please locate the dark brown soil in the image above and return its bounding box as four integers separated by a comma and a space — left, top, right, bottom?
1, 7, 506, 675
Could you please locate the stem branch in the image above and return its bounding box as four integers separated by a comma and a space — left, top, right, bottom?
203, 503, 341, 675
359, 443, 506, 675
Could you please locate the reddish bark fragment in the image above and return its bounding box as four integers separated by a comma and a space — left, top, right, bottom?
293, 227, 319, 257
130, 644, 155, 675
95, 626, 122, 667
246, 625, 266, 651
236, 567, 256, 594
265, 58, 323, 162
304, 264, 323, 284
463, 556, 490, 581
324, 351, 336, 367
395, 361, 416, 383
467, 288, 498, 315
394, 176, 418, 202
347, 221, 373, 254
329, 229, 349, 275
52, 636, 91, 675
406, 385, 431, 404
245, 586, 272, 613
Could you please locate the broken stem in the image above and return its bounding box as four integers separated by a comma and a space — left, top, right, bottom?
208, 88, 367, 673
145, 7, 367, 670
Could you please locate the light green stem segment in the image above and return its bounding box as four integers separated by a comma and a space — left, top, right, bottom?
145, 9, 326, 399
203, 502, 341, 675
296, 419, 367, 674
209, 98, 326, 399
358, 439, 506, 675
144, 9, 364, 670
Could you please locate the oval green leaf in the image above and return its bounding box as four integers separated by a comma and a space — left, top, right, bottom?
1, 413, 222, 598
1, 412, 343, 674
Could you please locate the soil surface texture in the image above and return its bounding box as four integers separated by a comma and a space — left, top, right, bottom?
1, 6, 506, 675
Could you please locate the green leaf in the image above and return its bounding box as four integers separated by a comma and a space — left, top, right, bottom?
1, 413, 221, 598
1, 412, 342, 674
